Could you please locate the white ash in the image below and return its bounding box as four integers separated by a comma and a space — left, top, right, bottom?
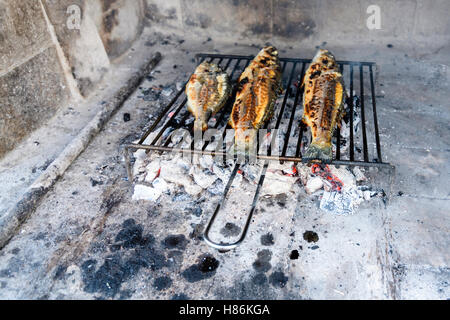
320, 186, 380, 215
305, 177, 323, 194
161, 87, 174, 97
144, 158, 161, 183
352, 166, 367, 182
132, 184, 163, 202
320, 189, 364, 215
130, 141, 380, 214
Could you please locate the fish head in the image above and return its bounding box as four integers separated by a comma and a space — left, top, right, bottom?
312, 49, 338, 72
259, 46, 279, 60
262, 45, 278, 55
196, 61, 210, 72
196, 61, 222, 75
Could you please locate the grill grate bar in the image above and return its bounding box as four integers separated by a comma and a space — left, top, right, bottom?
369, 65, 382, 162
295, 63, 307, 158
349, 65, 355, 161
195, 53, 377, 66
138, 88, 184, 145
125, 53, 393, 250
336, 64, 344, 160
359, 65, 369, 162
150, 98, 187, 145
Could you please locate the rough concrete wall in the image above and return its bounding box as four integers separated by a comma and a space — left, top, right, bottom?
41, 0, 146, 95
145, 0, 450, 46
99, 0, 146, 59
0, 0, 145, 159
0, 0, 52, 73
0, 45, 70, 160
0, 0, 70, 159
41, 0, 110, 97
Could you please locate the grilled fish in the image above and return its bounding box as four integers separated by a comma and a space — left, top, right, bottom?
302, 49, 345, 161
229, 46, 282, 153
186, 61, 231, 131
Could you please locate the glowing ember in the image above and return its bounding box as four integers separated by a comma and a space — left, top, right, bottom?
282, 165, 298, 177
311, 164, 343, 192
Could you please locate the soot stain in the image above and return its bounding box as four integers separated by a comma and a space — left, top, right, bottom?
167, 250, 184, 267
153, 276, 172, 291
114, 219, 155, 249
80, 219, 168, 298
220, 223, 241, 238
290, 250, 299, 260
253, 260, 271, 273
269, 271, 289, 288
303, 231, 319, 243
191, 207, 202, 217
53, 264, 68, 280
172, 293, 190, 300
90, 178, 104, 187
252, 273, 268, 286
162, 234, 188, 250
257, 249, 272, 261
181, 254, 219, 283
248, 22, 271, 35
103, 9, 119, 34
261, 233, 275, 246
252, 250, 272, 273
215, 275, 275, 300
34, 232, 47, 241
273, 19, 315, 38
275, 194, 287, 207
118, 289, 134, 300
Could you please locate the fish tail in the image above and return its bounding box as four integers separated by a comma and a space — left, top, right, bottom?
304, 140, 332, 162
234, 128, 258, 156
194, 118, 207, 132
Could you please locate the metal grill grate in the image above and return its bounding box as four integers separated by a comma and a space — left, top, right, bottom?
124, 53, 394, 250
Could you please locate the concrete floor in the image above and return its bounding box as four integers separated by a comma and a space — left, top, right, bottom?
0, 29, 448, 300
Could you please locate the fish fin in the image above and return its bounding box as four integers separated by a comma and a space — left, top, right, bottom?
278, 84, 283, 95
186, 102, 193, 114
300, 117, 308, 127
337, 110, 345, 129
303, 141, 332, 162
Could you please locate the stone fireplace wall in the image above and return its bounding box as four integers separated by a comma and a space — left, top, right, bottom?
1, 0, 449, 159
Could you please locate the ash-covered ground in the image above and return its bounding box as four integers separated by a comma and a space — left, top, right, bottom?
0, 29, 449, 300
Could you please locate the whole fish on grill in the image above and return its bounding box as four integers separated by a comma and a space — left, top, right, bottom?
302, 49, 345, 161
229, 46, 282, 154
186, 61, 231, 131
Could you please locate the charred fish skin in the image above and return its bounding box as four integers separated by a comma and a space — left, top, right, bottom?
302, 49, 345, 162
229, 46, 282, 154
186, 61, 231, 132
